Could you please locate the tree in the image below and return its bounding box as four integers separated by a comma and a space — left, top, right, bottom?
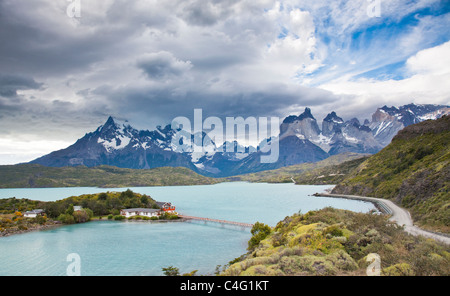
162, 266, 180, 276
140, 195, 149, 205
98, 192, 108, 201
66, 204, 74, 215
248, 222, 271, 250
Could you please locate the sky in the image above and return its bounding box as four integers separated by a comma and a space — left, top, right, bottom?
0, 0, 449, 164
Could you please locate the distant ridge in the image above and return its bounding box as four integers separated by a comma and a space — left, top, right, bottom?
0, 164, 219, 188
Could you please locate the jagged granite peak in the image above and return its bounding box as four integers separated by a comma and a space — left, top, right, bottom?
323, 111, 344, 123
97, 116, 130, 131
280, 107, 321, 140
322, 111, 344, 137
370, 103, 449, 146
298, 107, 315, 121
283, 107, 316, 124
104, 115, 115, 127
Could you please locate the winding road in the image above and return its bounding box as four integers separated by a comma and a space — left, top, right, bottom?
316, 193, 450, 245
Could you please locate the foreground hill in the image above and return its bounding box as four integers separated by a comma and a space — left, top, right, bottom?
332, 116, 450, 233
220, 208, 450, 276
0, 164, 219, 188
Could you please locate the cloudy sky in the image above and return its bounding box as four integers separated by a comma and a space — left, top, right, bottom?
0, 0, 449, 164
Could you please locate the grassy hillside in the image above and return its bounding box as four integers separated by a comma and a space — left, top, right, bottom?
220, 208, 450, 276
225, 152, 368, 184
291, 156, 369, 185
0, 164, 219, 188
333, 116, 450, 233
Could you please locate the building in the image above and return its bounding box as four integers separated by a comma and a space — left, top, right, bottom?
73, 206, 82, 212
24, 209, 45, 218
120, 208, 160, 218
156, 201, 176, 213
120, 202, 176, 218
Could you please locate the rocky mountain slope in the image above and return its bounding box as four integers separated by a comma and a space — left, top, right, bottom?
30, 103, 449, 177
332, 115, 450, 233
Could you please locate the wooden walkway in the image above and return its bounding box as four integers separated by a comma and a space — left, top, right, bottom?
179, 215, 254, 228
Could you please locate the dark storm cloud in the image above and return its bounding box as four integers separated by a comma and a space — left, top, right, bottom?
137, 52, 193, 80
0, 74, 43, 98
0, 0, 174, 78
90, 78, 338, 130
177, 0, 240, 26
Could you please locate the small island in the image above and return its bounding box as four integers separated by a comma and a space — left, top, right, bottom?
0, 189, 179, 237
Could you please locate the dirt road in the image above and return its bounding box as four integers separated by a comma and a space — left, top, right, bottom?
316, 193, 450, 245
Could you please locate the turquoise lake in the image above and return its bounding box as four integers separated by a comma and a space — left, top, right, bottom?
0, 182, 376, 276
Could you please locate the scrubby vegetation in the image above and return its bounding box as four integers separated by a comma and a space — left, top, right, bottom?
220, 208, 450, 276
333, 116, 450, 233
43, 189, 158, 218
225, 153, 368, 184
0, 211, 59, 236
291, 156, 369, 185
0, 198, 43, 214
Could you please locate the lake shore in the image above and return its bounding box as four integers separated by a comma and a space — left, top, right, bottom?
1, 217, 192, 238
0, 221, 62, 237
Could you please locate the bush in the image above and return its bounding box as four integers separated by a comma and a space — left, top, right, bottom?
248, 222, 272, 250
73, 210, 90, 223
114, 215, 125, 221
57, 213, 75, 224
382, 263, 414, 276
18, 224, 28, 231
323, 225, 344, 237
162, 266, 180, 276
33, 215, 47, 225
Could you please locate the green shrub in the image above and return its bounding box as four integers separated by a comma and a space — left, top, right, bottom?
73, 210, 90, 223
248, 222, 272, 250
57, 213, 75, 224
323, 225, 344, 237
382, 263, 414, 276
114, 215, 125, 221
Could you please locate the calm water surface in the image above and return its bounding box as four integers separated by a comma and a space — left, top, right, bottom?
0, 182, 376, 276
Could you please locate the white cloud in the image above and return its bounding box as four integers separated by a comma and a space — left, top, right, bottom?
0, 138, 72, 165
319, 41, 450, 118
406, 41, 450, 76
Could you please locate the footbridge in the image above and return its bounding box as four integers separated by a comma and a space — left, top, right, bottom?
178, 215, 254, 228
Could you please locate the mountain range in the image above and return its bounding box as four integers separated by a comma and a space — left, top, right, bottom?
30, 103, 449, 177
